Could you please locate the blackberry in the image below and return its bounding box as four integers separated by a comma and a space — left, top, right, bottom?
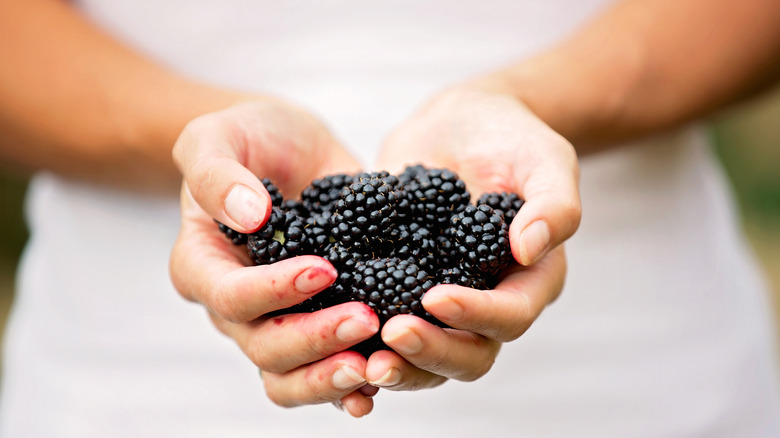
246, 207, 306, 265
260, 177, 284, 207
437, 266, 490, 290
357, 170, 398, 186
349, 257, 438, 356
387, 223, 437, 269
397, 163, 428, 186
434, 229, 457, 269
300, 173, 355, 214
351, 258, 437, 324
476, 192, 525, 225
281, 199, 309, 219
302, 212, 334, 256
215, 220, 248, 245
329, 174, 401, 251
402, 167, 470, 229
450, 204, 512, 276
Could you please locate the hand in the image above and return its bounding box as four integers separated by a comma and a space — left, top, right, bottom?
368, 87, 581, 390
169, 100, 381, 417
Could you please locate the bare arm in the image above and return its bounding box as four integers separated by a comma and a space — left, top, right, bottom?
0, 0, 247, 190
468, 0, 780, 152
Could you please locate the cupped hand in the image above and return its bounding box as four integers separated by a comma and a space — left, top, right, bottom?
169, 100, 379, 417
369, 87, 581, 390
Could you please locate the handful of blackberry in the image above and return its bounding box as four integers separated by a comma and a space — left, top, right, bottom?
217, 165, 524, 356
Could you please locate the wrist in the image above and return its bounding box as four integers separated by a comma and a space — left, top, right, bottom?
456, 39, 643, 151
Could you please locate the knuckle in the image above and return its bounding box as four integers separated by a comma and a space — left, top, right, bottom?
302, 323, 332, 359
304, 366, 339, 403
245, 337, 274, 372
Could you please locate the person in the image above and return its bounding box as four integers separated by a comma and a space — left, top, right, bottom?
1, 0, 778, 436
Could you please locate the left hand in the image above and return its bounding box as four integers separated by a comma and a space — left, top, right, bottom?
170, 100, 380, 417
367, 87, 581, 390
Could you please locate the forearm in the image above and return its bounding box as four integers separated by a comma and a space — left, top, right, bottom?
0, 0, 248, 190
468, 0, 780, 153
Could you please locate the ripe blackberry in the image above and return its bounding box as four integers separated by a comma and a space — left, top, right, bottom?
215, 220, 248, 245
300, 173, 355, 214
402, 167, 470, 230
358, 170, 399, 186
302, 212, 334, 256
329, 174, 401, 251
260, 177, 284, 207
476, 192, 525, 225
388, 223, 437, 269
348, 257, 438, 356
450, 204, 512, 276
397, 163, 428, 186
281, 199, 309, 219
246, 207, 306, 265
434, 228, 457, 269
351, 258, 437, 325
437, 266, 490, 290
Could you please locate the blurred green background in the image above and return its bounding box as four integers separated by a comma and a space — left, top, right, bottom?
0, 89, 779, 368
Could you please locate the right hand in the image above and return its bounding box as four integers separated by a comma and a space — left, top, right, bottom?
169, 100, 381, 417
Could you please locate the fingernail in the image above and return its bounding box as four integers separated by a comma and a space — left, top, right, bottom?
423, 293, 464, 322
370, 368, 401, 387
332, 366, 365, 390
518, 220, 550, 265
336, 317, 378, 343
224, 184, 267, 230
384, 327, 423, 355
294, 265, 337, 294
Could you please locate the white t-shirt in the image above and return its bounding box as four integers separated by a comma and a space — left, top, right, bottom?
2, 1, 779, 437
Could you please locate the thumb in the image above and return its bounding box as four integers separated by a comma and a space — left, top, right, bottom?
509, 138, 582, 266
173, 113, 272, 234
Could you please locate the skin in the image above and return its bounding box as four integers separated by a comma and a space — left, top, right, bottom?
3, 0, 780, 420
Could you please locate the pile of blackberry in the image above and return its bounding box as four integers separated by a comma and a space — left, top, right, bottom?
217, 165, 524, 356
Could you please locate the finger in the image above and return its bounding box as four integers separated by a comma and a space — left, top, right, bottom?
422, 245, 566, 342
334, 389, 375, 418
173, 112, 274, 233
378, 315, 501, 382
365, 349, 448, 391
509, 128, 581, 265
261, 351, 368, 408
171, 217, 338, 320
357, 384, 380, 398
212, 302, 379, 373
